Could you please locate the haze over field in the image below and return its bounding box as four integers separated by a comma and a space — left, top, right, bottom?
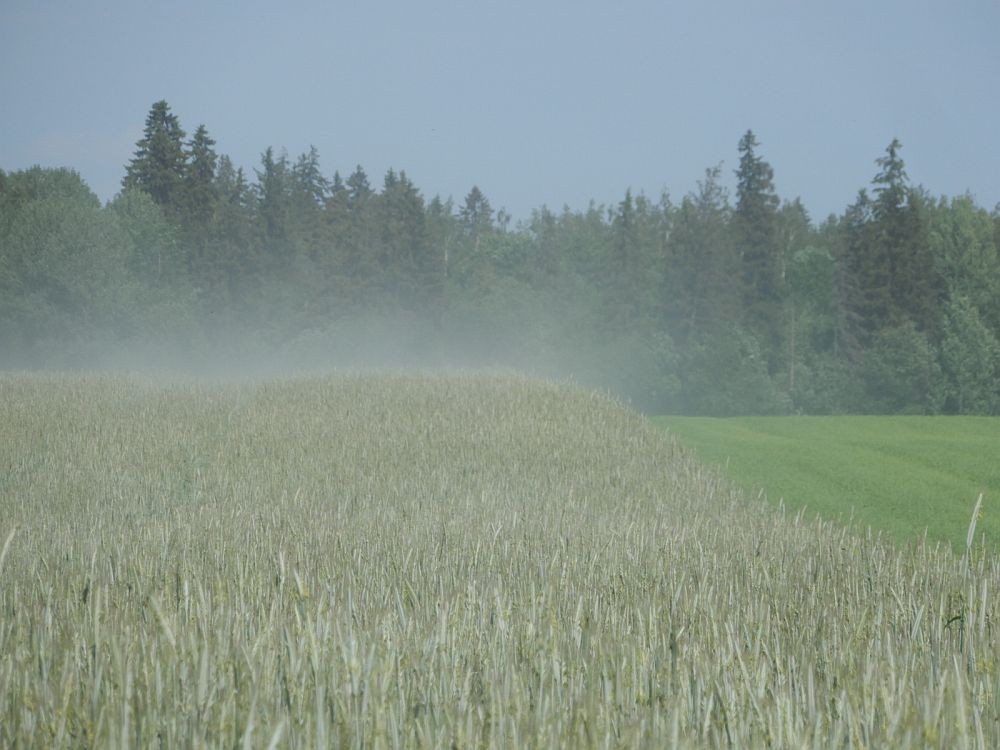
2, 1, 1000, 416
3, 6, 1000, 742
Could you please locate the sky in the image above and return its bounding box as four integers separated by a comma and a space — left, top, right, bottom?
2, 0, 998, 223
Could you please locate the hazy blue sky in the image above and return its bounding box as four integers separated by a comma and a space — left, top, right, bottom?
2, 0, 998, 222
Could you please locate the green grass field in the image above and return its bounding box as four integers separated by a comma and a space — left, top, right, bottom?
653, 415, 1000, 551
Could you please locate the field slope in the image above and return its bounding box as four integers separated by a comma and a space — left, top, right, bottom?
654, 415, 1000, 551
2, 374, 1000, 747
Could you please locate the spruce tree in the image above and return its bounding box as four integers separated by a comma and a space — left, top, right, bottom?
255, 147, 291, 246
841, 188, 887, 342
609, 189, 640, 328
455, 186, 494, 288
664, 166, 738, 344
377, 170, 436, 311
290, 146, 329, 258
122, 101, 187, 214
871, 139, 939, 331
183, 125, 218, 231
870, 139, 908, 327
425, 195, 458, 283
337, 165, 379, 304
734, 130, 782, 358
292, 147, 328, 207
459, 186, 492, 240
209, 155, 255, 299
346, 165, 372, 206
873, 139, 907, 208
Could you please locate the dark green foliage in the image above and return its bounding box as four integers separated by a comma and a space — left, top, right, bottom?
110, 188, 185, 287
929, 195, 1000, 333
345, 165, 373, 211
122, 101, 187, 215
841, 189, 886, 341
734, 131, 783, 364
785, 245, 838, 403
848, 140, 942, 337
182, 125, 218, 235
255, 147, 291, 248
450, 186, 497, 292
292, 146, 329, 207
330, 166, 380, 308
195, 155, 256, 312
0, 168, 134, 360
664, 166, 738, 344
939, 295, 1000, 414
784, 353, 861, 415
860, 321, 943, 414
290, 148, 329, 246
607, 189, 660, 330
680, 325, 792, 416
4, 102, 1000, 414
375, 170, 437, 312
459, 185, 492, 238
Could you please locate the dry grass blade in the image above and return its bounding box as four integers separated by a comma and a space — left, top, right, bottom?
0, 527, 15, 579
967, 493, 984, 551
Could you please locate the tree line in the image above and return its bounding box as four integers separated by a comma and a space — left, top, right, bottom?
2, 100, 999, 414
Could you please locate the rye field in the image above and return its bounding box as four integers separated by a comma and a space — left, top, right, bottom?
2, 373, 1000, 748
653, 416, 1000, 552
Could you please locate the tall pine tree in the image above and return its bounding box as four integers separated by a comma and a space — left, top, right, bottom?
871, 139, 939, 332
609, 189, 641, 328
206, 155, 255, 304
664, 166, 738, 344
377, 170, 437, 311
182, 124, 218, 234
734, 130, 782, 365
290, 146, 329, 261
255, 147, 291, 248
459, 186, 493, 241
122, 101, 187, 215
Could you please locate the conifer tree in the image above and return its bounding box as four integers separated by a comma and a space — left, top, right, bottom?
215, 156, 251, 227
336, 165, 379, 302
453, 186, 495, 288
377, 170, 437, 311
255, 147, 291, 245
330, 171, 346, 195
183, 124, 218, 234
292, 146, 328, 206
841, 188, 886, 342
197, 155, 254, 303
459, 186, 492, 241
426, 195, 458, 282
609, 189, 640, 328
323, 172, 349, 226
289, 146, 329, 259
122, 101, 187, 214
870, 139, 939, 331
664, 166, 738, 343
734, 130, 782, 362
346, 165, 372, 206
